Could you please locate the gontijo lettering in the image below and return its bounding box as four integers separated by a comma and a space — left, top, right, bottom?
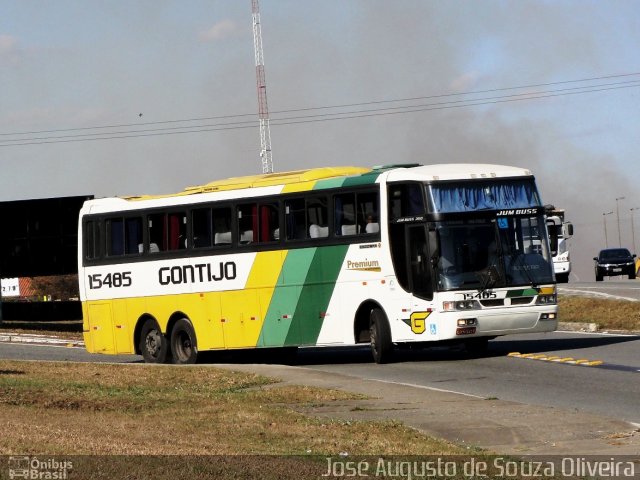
159, 262, 237, 285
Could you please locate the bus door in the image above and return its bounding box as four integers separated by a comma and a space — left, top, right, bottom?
389, 221, 433, 301
86, 302, 116, 353
407, 225, 432, 300
387, 182, 432, 300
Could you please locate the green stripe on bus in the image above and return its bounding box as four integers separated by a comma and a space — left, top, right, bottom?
313, 178, 347, 190
287, 245, 349, 345
313, 172, 380, 190
258, 248, 317, 347
341, 172, 380, 187
507, 288, 539, 297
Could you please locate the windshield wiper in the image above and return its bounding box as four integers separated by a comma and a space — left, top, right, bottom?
475, 241, 504, 293
475, 264, 500, 292
510, 253, 539, 289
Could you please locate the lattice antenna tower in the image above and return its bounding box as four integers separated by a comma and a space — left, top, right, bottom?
251, 0, 274, 174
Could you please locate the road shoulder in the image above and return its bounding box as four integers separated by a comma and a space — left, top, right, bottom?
216, 363, 640, 456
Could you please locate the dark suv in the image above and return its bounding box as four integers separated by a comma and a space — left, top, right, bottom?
594, 248, 637, 281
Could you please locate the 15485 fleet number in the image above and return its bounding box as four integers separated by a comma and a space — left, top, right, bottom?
88, 272, 132, 290
462, 291, 497, 300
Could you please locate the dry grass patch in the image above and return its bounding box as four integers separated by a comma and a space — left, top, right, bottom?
0, 361, 465, 457
559, 296, 640, 331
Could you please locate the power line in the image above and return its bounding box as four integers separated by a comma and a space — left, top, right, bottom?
269, 71, 640, 115
269, 79, 640, 123
1, 75, 639, 147
2, 71, 640, 138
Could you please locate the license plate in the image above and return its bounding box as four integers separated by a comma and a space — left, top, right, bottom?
613, 268, 622, 272
456, 327, 477, 336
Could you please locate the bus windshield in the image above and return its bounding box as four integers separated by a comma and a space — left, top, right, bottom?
434, 214, 554, 291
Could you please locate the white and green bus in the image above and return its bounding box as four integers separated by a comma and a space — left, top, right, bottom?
79, 163, 558, 364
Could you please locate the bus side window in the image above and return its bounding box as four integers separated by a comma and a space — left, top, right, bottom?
357, 191, 379, 234
307, 195, 328, 238
84, 220, 100, 260
212, 207, 232, 245
237, 204, 257, 244
334, 193, 357, 236
126, 218, 143, 254
193, 207, 232, 248
389, 183, 425, 220
171, 213, 187, 250
148, 212, 186, 252
260, 203, 279, 242
106, 217, 142, 257
108, 218, 125, 256
335, 191, 379, 236
148, 214, 164, 252
285, 198, 306, 240
192, 207, 213, 248
237, 202, 279, 244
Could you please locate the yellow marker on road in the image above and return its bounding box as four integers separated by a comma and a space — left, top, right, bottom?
508, 352, 605, 368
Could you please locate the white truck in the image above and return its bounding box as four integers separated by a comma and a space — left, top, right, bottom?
545, 205, 573, 283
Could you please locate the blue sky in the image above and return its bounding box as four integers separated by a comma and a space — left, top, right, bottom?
2, 0, 639, 278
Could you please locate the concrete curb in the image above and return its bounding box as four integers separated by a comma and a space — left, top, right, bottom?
558, 321, 598, 332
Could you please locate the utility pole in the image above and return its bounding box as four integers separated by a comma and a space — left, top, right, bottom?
251, 0, 274, 174
603, 211, 613, 248
615, 196, 625, 247
631, 207, 640, 254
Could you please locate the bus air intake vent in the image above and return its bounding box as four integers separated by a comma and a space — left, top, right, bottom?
480, 299, 504, 307
511, 297, 535, 305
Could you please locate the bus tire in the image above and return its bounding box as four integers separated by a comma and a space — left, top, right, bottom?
139, 319, 170, 364
170, 318, 198, 364
370, 308, 393, 364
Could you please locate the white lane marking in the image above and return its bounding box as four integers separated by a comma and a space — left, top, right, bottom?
363, 377, 486, 399
558, 287, 639, 302
555, 330, 639, 338
0, 342, 84, 350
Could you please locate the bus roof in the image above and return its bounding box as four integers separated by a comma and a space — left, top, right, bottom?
96, 163, 533, 207
385, 164, 533, 182
124, 165, 375, 201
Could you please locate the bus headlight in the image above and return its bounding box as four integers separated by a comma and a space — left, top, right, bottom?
443, 300, 481, 311
536, 294, 557, 305
457, 318, 478, 327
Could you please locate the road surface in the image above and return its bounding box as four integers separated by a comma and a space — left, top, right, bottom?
1, 330, 638, 425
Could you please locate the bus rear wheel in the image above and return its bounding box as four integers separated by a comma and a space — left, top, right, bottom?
140, 319, 170, 364
370, 308, 393, 364
171, 319, 198, 364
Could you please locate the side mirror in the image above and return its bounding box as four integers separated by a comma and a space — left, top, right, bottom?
563, 222, 574, 238
593, 257, 598, 261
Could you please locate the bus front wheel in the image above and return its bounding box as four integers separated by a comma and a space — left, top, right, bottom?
139, 319, 170, 364
170, 319, 198, 365
370, 308, 393, 364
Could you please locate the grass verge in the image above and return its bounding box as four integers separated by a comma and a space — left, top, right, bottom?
559, 296, 640, 331
0, 360, 466, 457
